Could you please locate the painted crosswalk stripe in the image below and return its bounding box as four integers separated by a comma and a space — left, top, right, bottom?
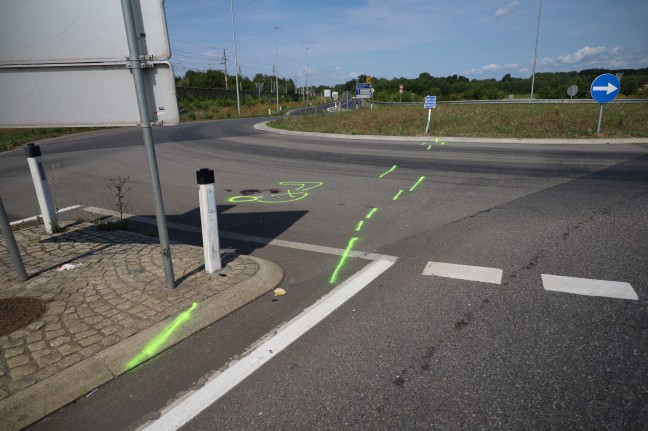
541, 274, 638, 300
423, 261, 502, 284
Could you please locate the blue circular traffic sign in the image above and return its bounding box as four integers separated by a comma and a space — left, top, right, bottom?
590, 73, 620, 104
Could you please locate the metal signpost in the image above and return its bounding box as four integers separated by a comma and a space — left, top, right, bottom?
590, 73, 621, 133
0, 0, 179, 288
567, 84, 578, 100
0, 196, 27, 281
424, 95, 437, 135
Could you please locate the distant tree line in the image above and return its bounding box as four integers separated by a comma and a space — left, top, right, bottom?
333, 68, 648, 101
176, 68, 648, 102
175, 70, 296, 96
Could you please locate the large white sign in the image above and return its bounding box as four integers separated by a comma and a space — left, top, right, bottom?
0, 0, 170, 65
0, 63, 179, 127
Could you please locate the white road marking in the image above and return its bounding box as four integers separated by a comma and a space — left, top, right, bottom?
423, 261, 503, 284
81, 206, 397, 262
541, 274, 638, 300
138, 258, 395, 431
9, 205, 83, 226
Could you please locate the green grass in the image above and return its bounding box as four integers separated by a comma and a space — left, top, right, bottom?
0, 127, 100, 153
0, 97, 321, 153
270, 103, 648, 138
3, 101, 645, 153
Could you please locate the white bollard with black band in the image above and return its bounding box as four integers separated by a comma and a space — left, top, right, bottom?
196, 168, 221, 273
24, 143, 57, 234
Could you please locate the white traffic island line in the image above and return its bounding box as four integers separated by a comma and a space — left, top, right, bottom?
80, 206, 397, 430
423, 261, 503, 284
541, 274, 638, 300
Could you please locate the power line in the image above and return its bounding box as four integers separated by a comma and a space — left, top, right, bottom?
171, 38, 224, 51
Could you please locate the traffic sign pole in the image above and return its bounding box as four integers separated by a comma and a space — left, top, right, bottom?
590, 74, 621, 134
121, 0, 175, 288
423, 96, 437, 135
424, 109, 432, 135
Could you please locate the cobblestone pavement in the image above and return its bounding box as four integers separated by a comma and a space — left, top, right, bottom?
0, 221, 282, 430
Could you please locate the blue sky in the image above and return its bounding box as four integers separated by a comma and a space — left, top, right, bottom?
164, 0, 648, 86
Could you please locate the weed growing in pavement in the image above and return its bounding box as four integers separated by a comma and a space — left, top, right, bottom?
96, 176, 132, 231
107, 176, 131, 221
50, 221, 66, 234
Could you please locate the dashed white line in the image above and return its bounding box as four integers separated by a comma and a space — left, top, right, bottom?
423, 261, 503, 284
541, 274, 638, 300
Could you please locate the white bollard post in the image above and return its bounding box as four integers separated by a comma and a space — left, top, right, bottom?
24, 144, 57, 234
196, 168, 221, 273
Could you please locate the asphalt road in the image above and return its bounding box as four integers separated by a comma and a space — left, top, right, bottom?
1, 118, 647, 430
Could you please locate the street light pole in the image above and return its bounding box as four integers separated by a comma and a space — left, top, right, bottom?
230, 0, 241, 116
274, 26, 281, 113
306, 47, 310, 106
530, 0, 542, 100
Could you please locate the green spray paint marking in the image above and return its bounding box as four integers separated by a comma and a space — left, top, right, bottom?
441, 141, 445, 145
435, 138, 439, 143
427, 145, 432, 150
330, 237, 359, 284
409, 176, 426, 192
393, 189, 404, 201
421, 142, 428, 146
355, 220, 365, 232
379, 165, 397, 178
228, 181, 323, 204
365, 207, 378, 219
125, 302, 198, 370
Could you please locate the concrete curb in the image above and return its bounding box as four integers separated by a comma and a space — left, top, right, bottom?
0, 256, 283, 431
253, 121, 648, 145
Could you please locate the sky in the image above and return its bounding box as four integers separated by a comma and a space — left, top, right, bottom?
164, 0, 648, 87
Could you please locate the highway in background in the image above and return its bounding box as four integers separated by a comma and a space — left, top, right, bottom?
1, 118, 646, 429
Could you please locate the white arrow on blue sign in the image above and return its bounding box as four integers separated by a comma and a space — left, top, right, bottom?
590, 73, 620, 104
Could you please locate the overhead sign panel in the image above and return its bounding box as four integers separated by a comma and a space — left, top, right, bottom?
0, 0, 170, 65
0, 63, 179, 127
590, 73, 620, 104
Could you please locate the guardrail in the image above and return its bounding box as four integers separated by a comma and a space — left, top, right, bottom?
370, 98, 648, 106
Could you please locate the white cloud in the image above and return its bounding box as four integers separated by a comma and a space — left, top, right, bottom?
467, 63, 526, 76
558, 46, 606, 64
494, 1, 520, 19
482, 64, 502, 72
640, 58, 648, 65
610, 46, 622, 55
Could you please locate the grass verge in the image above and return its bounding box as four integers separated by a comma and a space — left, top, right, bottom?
269, 103, 648, 138
0, 128, 100, 153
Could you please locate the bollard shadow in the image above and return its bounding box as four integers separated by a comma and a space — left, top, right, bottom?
142, 204, 308, 255
23, 204, 306, 282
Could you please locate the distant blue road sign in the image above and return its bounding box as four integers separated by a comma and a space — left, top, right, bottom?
590, 74, 620, 104
424, 95, 437, 109
356, 83, 372, 99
